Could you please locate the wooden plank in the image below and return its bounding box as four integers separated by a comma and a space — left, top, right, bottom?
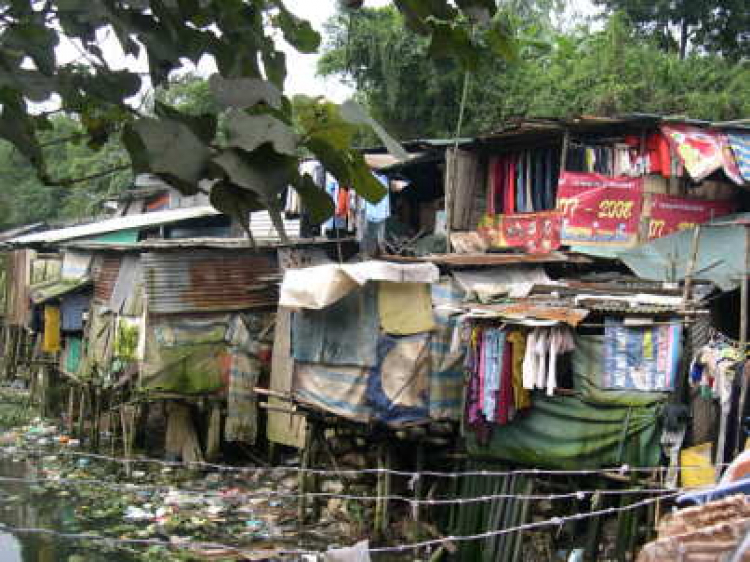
267, 306, 307, 448
381, 252, 591, 266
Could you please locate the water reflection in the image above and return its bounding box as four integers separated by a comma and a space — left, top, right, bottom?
0, 533, 22, 562
0, 456, 136, 562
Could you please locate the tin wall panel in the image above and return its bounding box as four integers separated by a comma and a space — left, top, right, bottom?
143, 250, 278, 314
93, 255, 122, 304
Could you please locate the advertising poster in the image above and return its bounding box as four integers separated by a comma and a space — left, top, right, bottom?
557, 172, 644, 247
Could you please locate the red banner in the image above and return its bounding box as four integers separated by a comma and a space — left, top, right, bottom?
557, 172, 643, 247
479, 211, 561, 254
647, 195, 735, 239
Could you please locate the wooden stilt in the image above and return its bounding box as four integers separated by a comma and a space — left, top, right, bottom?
66, 386, 75, 435
374, 442, 391, 539
298, 418, 312, 524
77, 386, 86, 440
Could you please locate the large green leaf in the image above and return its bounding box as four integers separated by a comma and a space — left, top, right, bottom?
392, 0, 457, 34
80, 70, 142, 105
484, 17, 518, 62
211, 146, 294, 203
292, 173, 335, 225
209, 74, 282, 110
454, 0, 496, 24
428, 20, 480, 70
121, 123, 150, 174
295, 95, 356, 151
270, 1, 321, 54
128, 117, 212, 194
339, 100, 408, 160
0, 68, 56, 102
224, 110, 297, 156
306, 137, 386, 204
154, 101, 217, 144
260, 36, 287, 89
209, 181, 264, 241
1, 23, 59, 75
0, 91, 43, 170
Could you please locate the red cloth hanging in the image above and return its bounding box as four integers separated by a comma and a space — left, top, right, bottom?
487, 157, 498, 216
336, 185, 350, 218
504, 156, 516, 214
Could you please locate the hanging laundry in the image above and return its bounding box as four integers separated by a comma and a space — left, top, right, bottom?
465, 324, 533, 437
507, 330, 531, 410
377, 281, 435, 335
727, 132, 750, 183
43, 304, 61, 353
364, 174, 390, 223
336, 185, 351, 219
522, 325, 576, 395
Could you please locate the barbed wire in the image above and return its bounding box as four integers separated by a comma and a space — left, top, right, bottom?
0, 474, 685, 506
5, 447, 729, 480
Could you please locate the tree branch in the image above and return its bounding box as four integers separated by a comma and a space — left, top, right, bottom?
48, 164, 130, 187
39, 133, 89, 148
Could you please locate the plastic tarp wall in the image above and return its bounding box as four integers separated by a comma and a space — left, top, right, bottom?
573, 334, 669, 407
466, 395, 662, 469
620, 219, 749, 292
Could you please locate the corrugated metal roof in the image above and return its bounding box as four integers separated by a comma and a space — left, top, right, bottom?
0, 223, 46, 243
30, 277, 92, 304
6, 206, 221, 246
143, 250, 279, 314
93, 255, 121, 304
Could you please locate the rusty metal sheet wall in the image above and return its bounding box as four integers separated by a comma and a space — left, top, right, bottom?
93, 254, 122, 304
142, 250, 279, 314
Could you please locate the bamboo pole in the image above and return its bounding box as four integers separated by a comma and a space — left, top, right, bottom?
737, 226, 750, 456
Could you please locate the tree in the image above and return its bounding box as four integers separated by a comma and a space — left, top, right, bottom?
592, 0, 749, 60
0, 0, 515, 238
319, 7, 750, 138
0, 115, 131, 229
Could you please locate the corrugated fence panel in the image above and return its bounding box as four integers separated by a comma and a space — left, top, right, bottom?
94, 255, 122, 304
143, 250, 279, 314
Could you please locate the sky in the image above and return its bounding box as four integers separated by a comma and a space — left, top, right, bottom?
279, 0, 391, 101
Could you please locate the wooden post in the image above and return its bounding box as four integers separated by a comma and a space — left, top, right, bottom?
736, 226, 750, 455
682, 225, 702, 309
297, 418, 312, 524
374, 441, 387, 539
560, 130, 570, 173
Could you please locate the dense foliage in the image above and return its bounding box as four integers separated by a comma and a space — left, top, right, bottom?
319, 6, 750, 140
592, 0, 749, 60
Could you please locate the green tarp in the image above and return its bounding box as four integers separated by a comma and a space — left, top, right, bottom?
63, 337, 82, 376
466, 395, 662, 469
29, 277, 92, 304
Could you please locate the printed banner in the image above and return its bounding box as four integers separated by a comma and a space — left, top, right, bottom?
603, 318, 681, 391
661, 124, 723, 182
479, 211, 561, 254
557, 172, 643, 247
647, 194, 735, 239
